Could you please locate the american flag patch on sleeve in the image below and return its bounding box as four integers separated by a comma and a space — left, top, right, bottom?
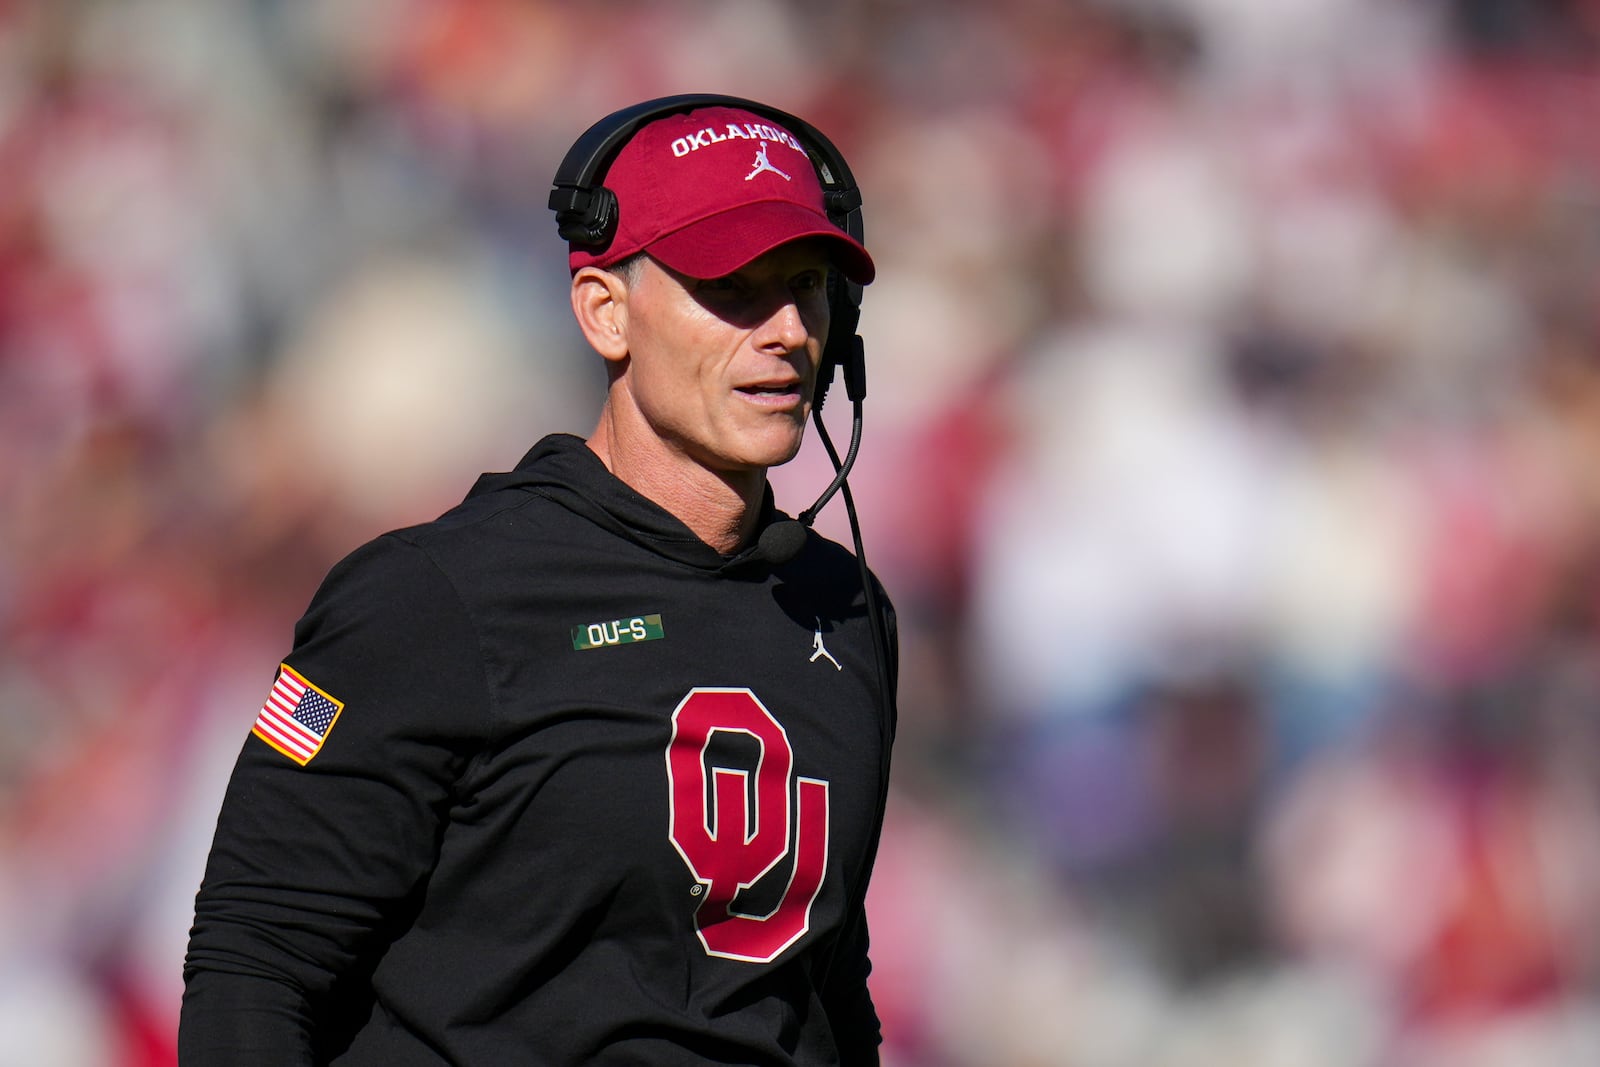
252, 664, 345, 765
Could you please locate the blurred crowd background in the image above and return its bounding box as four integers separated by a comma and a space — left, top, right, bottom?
3, 0, 1600, 1063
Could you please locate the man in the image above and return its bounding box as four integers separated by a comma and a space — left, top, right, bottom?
180, 97, 896, 1065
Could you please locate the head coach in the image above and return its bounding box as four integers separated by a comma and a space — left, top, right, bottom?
179, 94, 898, 1066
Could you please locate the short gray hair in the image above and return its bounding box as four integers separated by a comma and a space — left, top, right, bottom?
605, 253, 646, 285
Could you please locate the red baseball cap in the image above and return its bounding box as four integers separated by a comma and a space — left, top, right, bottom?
568, 106, 875, 285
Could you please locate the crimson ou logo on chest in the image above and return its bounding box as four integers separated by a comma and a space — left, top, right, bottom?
665, 687, 829, 964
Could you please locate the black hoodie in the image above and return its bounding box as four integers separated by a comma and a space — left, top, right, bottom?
181, 434, 896, 1065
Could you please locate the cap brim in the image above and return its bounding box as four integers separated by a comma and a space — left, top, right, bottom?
645, 202, 876, 285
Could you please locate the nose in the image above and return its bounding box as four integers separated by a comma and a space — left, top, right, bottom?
757, 298, 812, 355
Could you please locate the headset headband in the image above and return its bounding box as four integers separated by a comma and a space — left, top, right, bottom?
548, 93, 863, 245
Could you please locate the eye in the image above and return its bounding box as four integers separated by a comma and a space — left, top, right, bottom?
789, 269, 826, 294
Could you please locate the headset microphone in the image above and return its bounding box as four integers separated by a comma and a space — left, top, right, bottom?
755, 518, 807, 565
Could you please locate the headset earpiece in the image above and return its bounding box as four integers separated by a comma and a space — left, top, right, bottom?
550, 186, 619, 248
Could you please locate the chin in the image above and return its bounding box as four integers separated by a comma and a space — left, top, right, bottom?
723, 417, 807, 469
762, 428, 809, 468
763, 446, 804, 469
723, 449, 801, 473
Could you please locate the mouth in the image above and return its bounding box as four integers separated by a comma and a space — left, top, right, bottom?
736, 382, 804, 407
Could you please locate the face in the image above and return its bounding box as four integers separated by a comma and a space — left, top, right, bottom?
615, 240, 832, 475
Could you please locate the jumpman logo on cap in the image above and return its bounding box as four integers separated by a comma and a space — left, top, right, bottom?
745, 142, 791, 182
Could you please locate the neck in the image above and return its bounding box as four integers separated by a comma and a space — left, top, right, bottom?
586, 406, 765, 556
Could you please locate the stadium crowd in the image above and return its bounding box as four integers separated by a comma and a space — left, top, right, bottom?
2, 0, 1599, 1063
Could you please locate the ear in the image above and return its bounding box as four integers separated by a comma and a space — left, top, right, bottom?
571, 266, 630, 364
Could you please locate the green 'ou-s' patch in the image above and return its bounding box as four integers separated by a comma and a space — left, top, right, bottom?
572, 613, 665, 651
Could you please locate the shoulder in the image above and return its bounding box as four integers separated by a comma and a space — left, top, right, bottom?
786, 530, 896, 616
295, 531, 468, 645
368, 432, 596, 560
278, 529, 494, 743
352, 477, 568, 589
295, 468, 589, 651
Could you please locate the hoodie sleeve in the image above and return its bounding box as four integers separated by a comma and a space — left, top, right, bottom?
180, 533, 494, 1062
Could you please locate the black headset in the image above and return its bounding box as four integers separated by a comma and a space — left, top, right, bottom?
547, 92, 867, 412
